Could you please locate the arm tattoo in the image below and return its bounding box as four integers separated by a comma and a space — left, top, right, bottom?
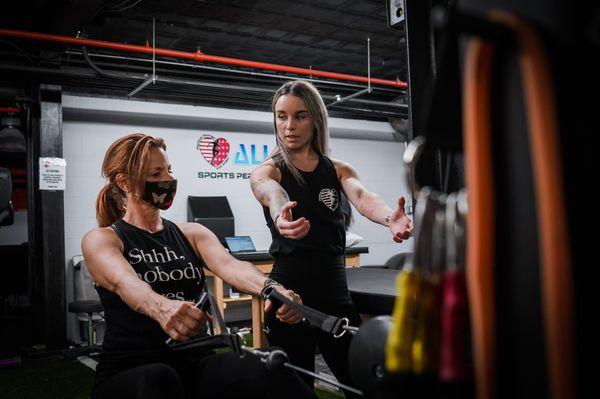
251, 177, 290, 222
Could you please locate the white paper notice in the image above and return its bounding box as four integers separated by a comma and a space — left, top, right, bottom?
39, 157, 67, 190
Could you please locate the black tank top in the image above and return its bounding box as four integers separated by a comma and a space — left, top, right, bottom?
97, 218, 206, 352
262, 155, 346, 256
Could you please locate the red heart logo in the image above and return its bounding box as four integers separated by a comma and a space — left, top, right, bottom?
197, 134, 230, 168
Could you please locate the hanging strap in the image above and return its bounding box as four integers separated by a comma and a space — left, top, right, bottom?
463, 33, 496, 399
490, 12, 576, 399
464, 12, 576, 399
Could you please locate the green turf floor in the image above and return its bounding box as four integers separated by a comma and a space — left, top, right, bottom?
0, 355, 343, 398
0, 357, 95, 399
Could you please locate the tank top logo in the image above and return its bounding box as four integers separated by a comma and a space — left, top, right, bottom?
318, 188, 338, 211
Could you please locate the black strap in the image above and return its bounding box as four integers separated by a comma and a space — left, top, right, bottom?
264, 287, 345, 336
207, 291, 227, 333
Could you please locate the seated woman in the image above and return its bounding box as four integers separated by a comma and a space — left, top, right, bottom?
82, 133, 316, 399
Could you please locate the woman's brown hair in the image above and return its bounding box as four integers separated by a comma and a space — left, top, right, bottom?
96, 133, 166, 227
268, 80, 330, 184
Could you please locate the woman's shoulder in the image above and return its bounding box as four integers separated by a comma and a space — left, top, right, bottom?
329, 157, 356, 172
328, 157, 360, 184
250, 158, 282, 182
328, 156, 347, 167
176, 222, 222, 256
176, 221, 211, 239
81, 225, 122, 254
253, 158, 278, 172
82, 225, 118, 241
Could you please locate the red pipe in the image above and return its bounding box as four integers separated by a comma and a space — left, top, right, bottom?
0, 28, 407, 89
0, 107, 20, 113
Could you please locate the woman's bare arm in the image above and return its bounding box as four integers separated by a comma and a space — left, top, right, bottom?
81, 228, 206, 342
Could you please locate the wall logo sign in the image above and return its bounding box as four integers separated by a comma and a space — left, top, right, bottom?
197, 134, 230, 168
234, 144, 269, 165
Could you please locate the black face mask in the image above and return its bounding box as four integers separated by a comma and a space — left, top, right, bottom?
142, 179, 177, 210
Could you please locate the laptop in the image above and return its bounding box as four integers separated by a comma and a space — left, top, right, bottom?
224, 236, 257, 254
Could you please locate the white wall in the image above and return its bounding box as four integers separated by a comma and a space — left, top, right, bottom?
62, 95, 413, 339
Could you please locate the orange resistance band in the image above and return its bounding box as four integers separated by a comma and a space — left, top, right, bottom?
463, 37, 496, 399
490, 12, 576, 399
464, 12, 576, 399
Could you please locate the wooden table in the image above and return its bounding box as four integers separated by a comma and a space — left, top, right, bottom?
204, 247, 368, 347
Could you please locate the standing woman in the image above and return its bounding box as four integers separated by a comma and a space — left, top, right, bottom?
82, 133, 315, 399
250, 80, 413, 396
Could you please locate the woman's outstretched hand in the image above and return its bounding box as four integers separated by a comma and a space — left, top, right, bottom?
276, 201, 310, 240
389, 196, 413, 243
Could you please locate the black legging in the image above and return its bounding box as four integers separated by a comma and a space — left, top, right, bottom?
91, 351, 317, 399
265, 253, 362, 399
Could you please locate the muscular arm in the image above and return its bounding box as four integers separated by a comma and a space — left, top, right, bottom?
81, 228, 205, 341
334, 159, 393, 224
180, 223, 303, 322
182, 222, 269, 295
250, 162, 289, 223
334, 158, 412, 241
250, 161, 310, 239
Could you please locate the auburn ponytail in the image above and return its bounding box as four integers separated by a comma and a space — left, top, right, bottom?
96, 182, 125, 227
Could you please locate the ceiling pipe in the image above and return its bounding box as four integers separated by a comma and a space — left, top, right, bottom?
68, 50, 402, 93
78, 35, 406, 110
0, 63, 408, 118
0, 28, 407, 89
79, 50, 406, 108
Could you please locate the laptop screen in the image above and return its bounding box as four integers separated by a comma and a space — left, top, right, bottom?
224, 236, 256, 253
